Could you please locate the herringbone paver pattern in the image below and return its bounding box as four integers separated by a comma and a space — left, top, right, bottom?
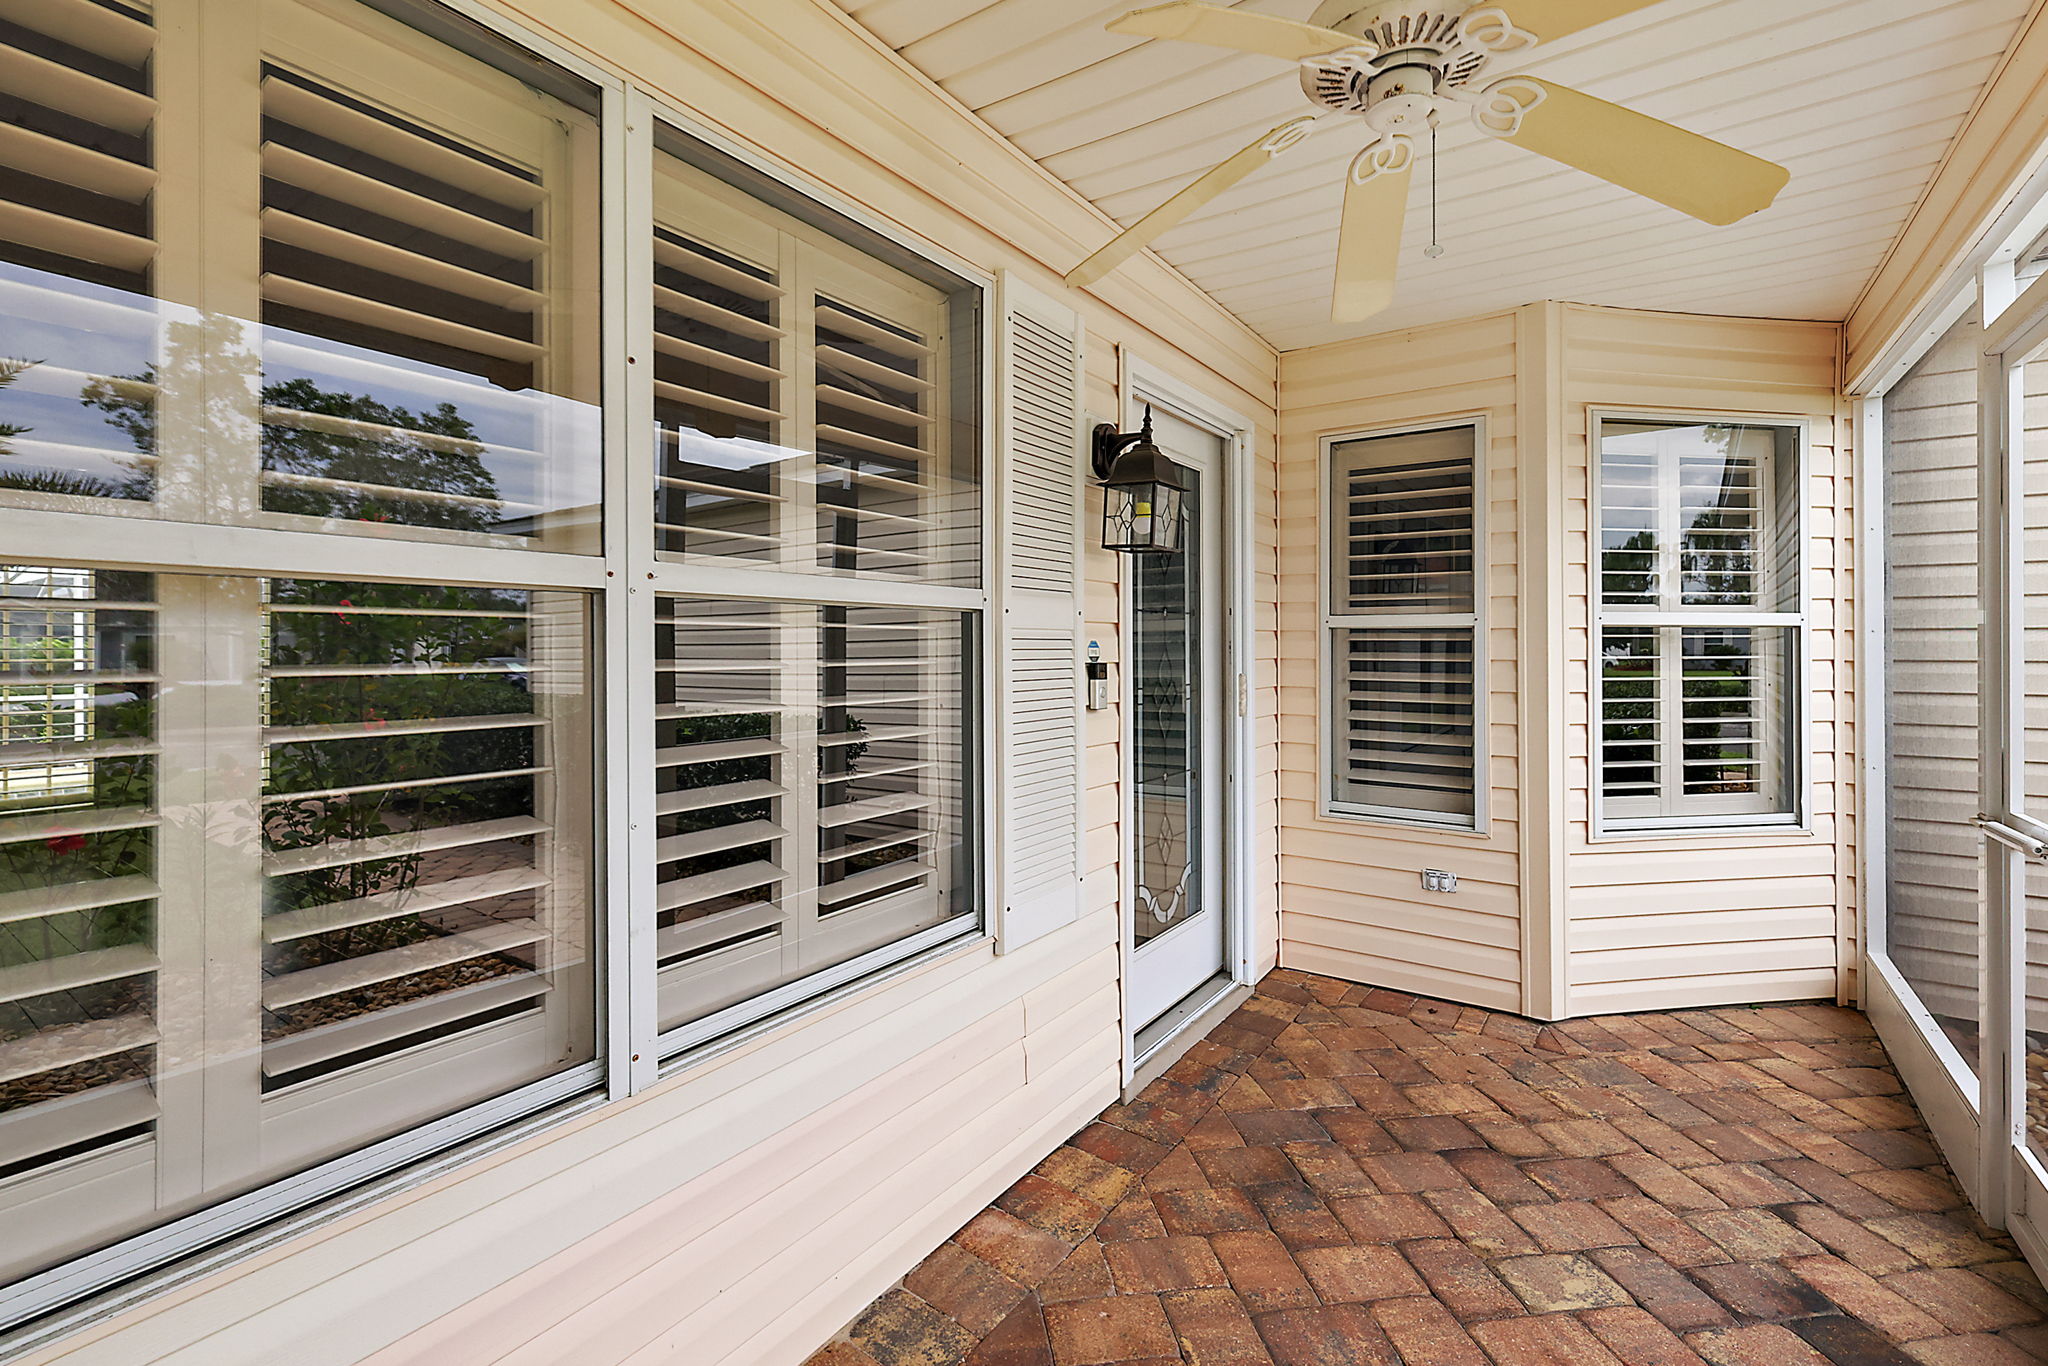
805, 969, 2048, 1366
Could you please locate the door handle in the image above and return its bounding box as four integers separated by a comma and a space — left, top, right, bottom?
1975, 815, 2048, 859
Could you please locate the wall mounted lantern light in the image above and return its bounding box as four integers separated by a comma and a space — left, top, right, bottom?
1091, 405, 1186, 554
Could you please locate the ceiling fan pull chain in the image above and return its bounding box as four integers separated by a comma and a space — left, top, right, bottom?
1425, 124, 1445, 259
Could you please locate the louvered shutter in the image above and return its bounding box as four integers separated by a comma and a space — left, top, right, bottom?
258, 580, 587, 1090
0, 0, 159, 502
0, 566, 162, 1174
0, 0, 154, 280
995, 275, 1085, 952
251, 24, 596, 547
1326, 425, 1481, 824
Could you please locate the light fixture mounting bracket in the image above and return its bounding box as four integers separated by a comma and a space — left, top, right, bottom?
1092, 407, 1154, 482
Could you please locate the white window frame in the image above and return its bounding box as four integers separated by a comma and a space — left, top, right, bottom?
1317, 415, 1490, 833
0, 0, 998, 1337
1588, 407, 1811, 837
634, 96, 996, 1065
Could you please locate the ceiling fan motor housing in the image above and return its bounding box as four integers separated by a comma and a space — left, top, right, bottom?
1299, 6, 1494, 116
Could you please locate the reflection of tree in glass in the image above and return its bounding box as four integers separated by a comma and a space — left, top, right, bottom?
0, 356, 152, 501
83, 365, 503, 530
259, 379, 500, 530
1606, 529, 1656, 603
1681, 425, 1757, 605
0, 357, 31, 454
262, 581, 535, 1039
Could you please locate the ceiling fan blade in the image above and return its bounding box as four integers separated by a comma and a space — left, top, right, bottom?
1491, 0, 1663, 43
1332, 138, 1413, 322
1067, 116, 1318, 288
1477, 77, 1788, 226
1107, 2, 1365, 61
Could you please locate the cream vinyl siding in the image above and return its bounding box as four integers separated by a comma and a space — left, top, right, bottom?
1276, 312, 1523, 1011
8, 0, 1280, 1360
1881, 310, 1982, 1028
1559, 306, 1851, 1016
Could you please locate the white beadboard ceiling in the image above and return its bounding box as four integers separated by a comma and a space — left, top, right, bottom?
831, 0, 2028, 351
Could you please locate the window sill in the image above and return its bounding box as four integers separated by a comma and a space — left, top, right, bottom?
1317, 805, 1491, 838
1586, 821, 1814, 845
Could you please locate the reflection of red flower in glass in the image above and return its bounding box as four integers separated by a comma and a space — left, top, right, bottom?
365, 709, 386, 730
336, 598, 353, 624
45, 834, 86, 855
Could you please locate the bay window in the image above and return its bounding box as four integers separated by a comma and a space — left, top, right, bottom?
1324, 422, 1483, 826
1594, 416, 1804, 830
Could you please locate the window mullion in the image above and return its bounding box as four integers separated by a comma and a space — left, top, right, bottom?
197, 577, 267, 1190
784, 235, 817, 570
1660, 623, 1684, 819
1658, 446, 1681, 612
149, 575, 212, 1206
783, 605, 822, 979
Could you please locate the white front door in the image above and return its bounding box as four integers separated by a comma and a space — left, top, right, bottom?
1127, 408, 1228, 1030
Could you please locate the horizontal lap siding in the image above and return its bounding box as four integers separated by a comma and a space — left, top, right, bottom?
360, 925, 1123, 1366
1560, 306, 1849, 1016
1276, 313, 1524, 1011
1882, 313, 1981, 1028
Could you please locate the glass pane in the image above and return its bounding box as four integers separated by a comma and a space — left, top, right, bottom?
2024, 346, 2048, 1156
0, 566, 159, 1183
252, 4, 601, 549
0, 565, 596, 1285
1135, 474, 1202, 945
1599, 419, 1799, 611
1599, 624, 1795, 825
651, 139, 981, 586
1330, 626, 1476, 821
1327, 426, 1475, 614
0, 5, 159, 501
1884, 308, 1984, 1078
259, 579, 595, 1095
653, 597, 975, 1032
0, 1, 604, 549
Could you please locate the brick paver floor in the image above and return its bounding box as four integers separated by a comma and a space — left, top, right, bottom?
803, 968, 2048, 1366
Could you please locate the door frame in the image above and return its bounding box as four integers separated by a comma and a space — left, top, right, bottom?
1115, 351, 1257, 1083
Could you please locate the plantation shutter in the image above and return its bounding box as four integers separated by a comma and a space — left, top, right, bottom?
0, 568, 162, 1174
0, 0, 159, 502
251, 0, 600, 550
256, 580, 590, 1096
0, 0, 155, 279
995, 275, 1086, 952
1326, 425, 1481, 824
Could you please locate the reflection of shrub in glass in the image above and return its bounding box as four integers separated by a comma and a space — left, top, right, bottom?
261, 582, 536, 1040
1684, 631, 1757, 794
0, 749, 157, 1113
661, 711, 779, 921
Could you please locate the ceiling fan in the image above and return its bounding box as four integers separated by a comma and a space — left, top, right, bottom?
1064, 1, 1791, 321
